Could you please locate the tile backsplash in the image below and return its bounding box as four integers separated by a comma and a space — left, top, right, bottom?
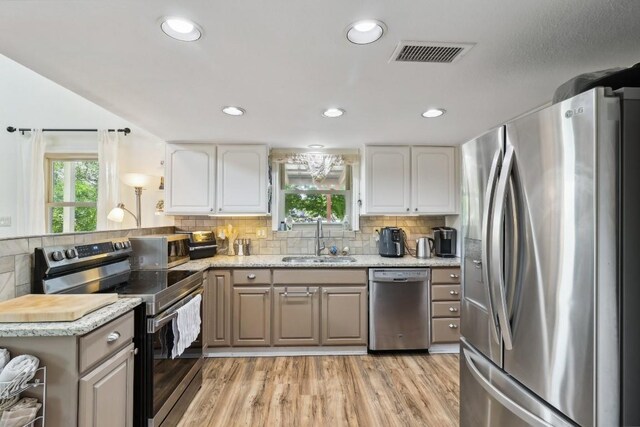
0, 227, 174, 302
174, 216, 446, 256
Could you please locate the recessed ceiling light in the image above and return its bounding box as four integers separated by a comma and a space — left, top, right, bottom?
422, 108, 446, 118
222, 106, 245, 116
346, 20, 385, 45
308, 144, 325, 149
323, 108, 345, 118
161, 17, 202, 42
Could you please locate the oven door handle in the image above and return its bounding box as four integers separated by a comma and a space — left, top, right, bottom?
148, 287, 204, 333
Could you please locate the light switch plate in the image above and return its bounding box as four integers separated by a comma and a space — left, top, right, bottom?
256, 227, 268, 239
0, 217, 11, 227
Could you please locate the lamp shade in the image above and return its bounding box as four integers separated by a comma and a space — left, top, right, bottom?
107, 206, 125, 223
121, 173, 153, 188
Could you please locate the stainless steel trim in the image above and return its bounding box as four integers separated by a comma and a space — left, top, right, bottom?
43, 259, 131, 294
189, 245, 217, 251
462, 346, 573, 427
481, 150, 502, 345
490, 144, 515, 350
148, 287, 204, 333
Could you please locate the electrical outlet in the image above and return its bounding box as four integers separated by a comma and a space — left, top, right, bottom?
256, 227, 268, 239
0, 217, 11, 227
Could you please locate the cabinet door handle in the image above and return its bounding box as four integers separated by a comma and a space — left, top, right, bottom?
450, 274, 460, 278
415, 208, 418, 212
472, 260, 482, 269
131, 348, 139, 355
247, 274, 256, 279
449, 307, 458, 312
449, 290, 459, 295
449, 324, 458, 329
210, 208, 214, 212
107, 332, 121, 343
406, 208, 410, 212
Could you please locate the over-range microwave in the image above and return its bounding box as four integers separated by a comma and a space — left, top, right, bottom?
129, 234, 190, 269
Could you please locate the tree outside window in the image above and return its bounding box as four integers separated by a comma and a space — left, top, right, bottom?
47, 156, 99, 233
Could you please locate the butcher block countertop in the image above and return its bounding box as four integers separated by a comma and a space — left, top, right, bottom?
0, 297, 141, 338
172, 254, 461, 271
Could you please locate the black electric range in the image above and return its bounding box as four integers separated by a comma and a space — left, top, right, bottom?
109, 269, 202, 315
33, 239, 205, 427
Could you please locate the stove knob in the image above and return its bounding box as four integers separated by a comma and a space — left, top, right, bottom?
51, 251, 64, 262
114, 242, 124, 250
124, 241, 131, 248
65, 249, 77, 259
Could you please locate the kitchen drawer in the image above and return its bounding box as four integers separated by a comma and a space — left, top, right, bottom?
432, 268, 461, 284
79, 311, 134, 373
432, 301, 460, 318
432, 284, 461, 301
273, 269, 366, 285
432, 318, 460, 343
232, 269, 271, 285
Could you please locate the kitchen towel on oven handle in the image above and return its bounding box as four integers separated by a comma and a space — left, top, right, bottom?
171, 294, 202, 359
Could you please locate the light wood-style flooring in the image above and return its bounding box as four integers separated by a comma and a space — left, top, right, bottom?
178, 353, 459, 427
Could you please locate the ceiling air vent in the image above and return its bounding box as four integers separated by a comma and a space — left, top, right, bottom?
390, 41, 475, 64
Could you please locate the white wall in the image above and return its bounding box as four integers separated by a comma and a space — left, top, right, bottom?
0, 54, 173, 238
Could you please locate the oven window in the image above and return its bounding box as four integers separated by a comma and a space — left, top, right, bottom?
152, 320, 202, 416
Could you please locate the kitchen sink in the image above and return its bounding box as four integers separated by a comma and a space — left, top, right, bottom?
281, 256, 357, 264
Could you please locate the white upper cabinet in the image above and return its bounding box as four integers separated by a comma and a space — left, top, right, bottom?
364, 146, 411, 214
216, 145, 268, 214
364, 145, 458, 215
165, 143, 216, 214
411, 146, 457, 214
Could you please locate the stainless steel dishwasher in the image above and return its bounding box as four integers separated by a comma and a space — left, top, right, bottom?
369, 268, 431, 350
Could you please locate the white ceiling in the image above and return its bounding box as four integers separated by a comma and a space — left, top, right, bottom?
1, 0, 639, 148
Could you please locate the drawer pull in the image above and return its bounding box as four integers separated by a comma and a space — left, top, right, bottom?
449, 307, 459, 312
450, 274, 460, 278
106, 332, 121, 343
284, 287, 312, 297
449, 290, 459, 296
132, 348, 139, 355
247, 274, 256, 279
448, 324, 458, 329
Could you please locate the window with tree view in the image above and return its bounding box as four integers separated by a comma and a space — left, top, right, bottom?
281, 162, 351, 225
47, 157, 99, 233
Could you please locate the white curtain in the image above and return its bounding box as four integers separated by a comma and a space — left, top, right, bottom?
16, 130, 47, 235
97, 130, 120, 230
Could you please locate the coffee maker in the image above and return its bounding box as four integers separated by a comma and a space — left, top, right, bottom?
432, 227, 457, 257
378, 227, 406, 257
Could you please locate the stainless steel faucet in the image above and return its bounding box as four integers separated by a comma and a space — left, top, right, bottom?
315, 218, 325, 256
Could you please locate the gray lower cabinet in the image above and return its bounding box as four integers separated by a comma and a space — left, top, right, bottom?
205, 270, 232, 347
78, 343, 135, 427
0, 311, 136, 427
321, 286, 368, 345
273, 286, 320, 345
232, 286, 271, 346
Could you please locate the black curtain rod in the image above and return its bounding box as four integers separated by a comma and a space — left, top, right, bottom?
6, 126, 131, 136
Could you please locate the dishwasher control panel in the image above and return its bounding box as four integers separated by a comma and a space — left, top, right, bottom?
369, 268, 429, 282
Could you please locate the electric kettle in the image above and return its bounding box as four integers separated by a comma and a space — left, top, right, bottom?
416, 237, 434, 259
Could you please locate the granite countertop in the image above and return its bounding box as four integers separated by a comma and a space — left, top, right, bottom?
173, 254, 460, 270
0, 297, 142, 338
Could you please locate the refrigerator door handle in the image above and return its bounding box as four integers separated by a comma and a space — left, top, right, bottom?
463, 348, 568, 427
481, 150, 502, 345
491, 145, 515, 350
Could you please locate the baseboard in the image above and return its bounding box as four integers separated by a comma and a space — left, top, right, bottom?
428, 343, 460, 354
205, 346, 368, 357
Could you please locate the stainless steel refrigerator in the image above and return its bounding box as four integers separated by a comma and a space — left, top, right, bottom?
460, 87, 640, 427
